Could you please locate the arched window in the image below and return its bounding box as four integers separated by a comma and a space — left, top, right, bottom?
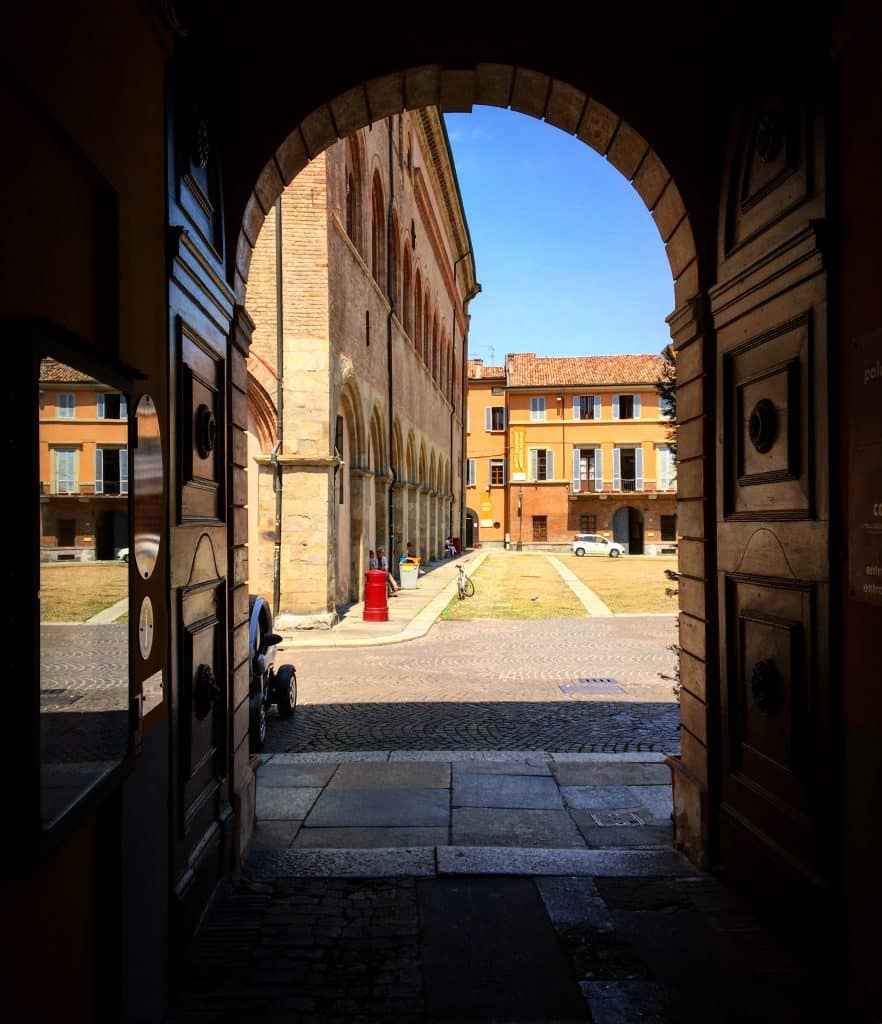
371, 171, 386, 290
402, 247, 412, 338
422, 291, 431, 365
432, 315, 439, 382
345, 137, 363, 257
413, 271, 422, 353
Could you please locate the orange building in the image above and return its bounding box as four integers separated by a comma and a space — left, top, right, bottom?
38, 359, 129, 561
466, 353, 676, 553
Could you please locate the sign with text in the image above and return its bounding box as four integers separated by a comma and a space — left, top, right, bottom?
849, 329, 882, 605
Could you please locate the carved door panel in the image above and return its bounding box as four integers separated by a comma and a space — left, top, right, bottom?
713, 90, 833, 917
166, 54, 235, 953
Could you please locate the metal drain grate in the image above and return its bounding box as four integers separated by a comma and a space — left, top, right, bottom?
558, 677, 625, 696
590, 810, 645, 827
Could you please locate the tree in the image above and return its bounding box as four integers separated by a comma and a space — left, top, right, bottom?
656, 343, 681, 701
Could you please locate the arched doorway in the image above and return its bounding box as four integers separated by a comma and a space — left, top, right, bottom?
465, 508, 478, 549
612, 505, 644, 555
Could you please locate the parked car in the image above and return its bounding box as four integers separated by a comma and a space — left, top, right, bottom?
117, 547, 129, 562
572, 534, 625, 558
248, 595, 297, 751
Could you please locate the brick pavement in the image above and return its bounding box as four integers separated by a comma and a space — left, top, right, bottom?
269, 616, 680, 754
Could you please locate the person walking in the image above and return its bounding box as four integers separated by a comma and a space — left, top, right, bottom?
377, 546, 399, 595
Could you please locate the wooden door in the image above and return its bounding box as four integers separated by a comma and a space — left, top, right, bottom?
166, 56, 235, 955
712, 88, 833, 922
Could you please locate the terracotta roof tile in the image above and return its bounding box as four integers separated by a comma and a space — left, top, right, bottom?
39, 359, 97, 384
467, 359, 505, 380
506, 352, 663, 387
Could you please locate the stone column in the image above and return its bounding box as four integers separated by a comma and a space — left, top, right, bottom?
391, 480, 407, 571
349, 467, 370, 602
420, 484, 431, 560
407, 483, 418, 558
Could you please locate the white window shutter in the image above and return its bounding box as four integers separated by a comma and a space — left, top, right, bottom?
594, 395, 601, 419
501, 408, 506, 430
485, 407, 491, 431
502, 457, 506, 482
546, 449, 554, 480
572, 448, 581, 492
613, 447, 621, 490
633, 394, 641, 419
594, 448, 603, 490
529, 448, 538, 480
121, 448, 129, 494
572, 396, 581, 420
612, 394, 620, 420
120, 395, 127, 420
635, 447, 644, 490
95, 449, 104, 494
97, 393, 105, 419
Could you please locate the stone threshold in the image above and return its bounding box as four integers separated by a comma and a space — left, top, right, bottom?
261, 749, 670, 764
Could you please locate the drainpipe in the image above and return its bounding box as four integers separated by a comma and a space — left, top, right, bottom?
450, 251, 480, 537
272, 197, 284, 618
386, 117, 396, 566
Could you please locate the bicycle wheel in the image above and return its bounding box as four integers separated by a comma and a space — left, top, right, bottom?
457, 578, 466, 600
462, 576, 475, 598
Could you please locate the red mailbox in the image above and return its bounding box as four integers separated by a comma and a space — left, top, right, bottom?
363, 569, 389, 621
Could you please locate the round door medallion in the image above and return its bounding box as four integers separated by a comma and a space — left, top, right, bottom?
138, 597, 155, 660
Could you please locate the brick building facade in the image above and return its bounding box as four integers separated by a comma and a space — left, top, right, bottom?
466, 353, 676, 553
246, 110, 478, 623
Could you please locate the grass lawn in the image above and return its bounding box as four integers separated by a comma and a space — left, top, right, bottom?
566, 554, 679, 613
40, 562, 129, 622
441, 552, 586, 620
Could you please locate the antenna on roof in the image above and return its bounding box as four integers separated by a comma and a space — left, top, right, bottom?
471, 343, 495, 362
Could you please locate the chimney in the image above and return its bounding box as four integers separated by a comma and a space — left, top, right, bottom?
472, 359, 483, 379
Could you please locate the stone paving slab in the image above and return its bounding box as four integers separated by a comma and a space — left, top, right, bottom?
536, 876, 615, 932
249, 820, 302, 850
561, 785, 643, 811
452, 807, 586, 848
453, 771, 563, 809
552, 751, 668, 763
554, 762, 673, 786
256, 762, 337, 787
580, 980, 670, 1024
328, 761, 450, 790
246, 846, 437, 878
451, 757, 552, 776
628, 784, 674, 823
292, 826, 449, 849
574, 820, 674, 849
390, 748, 552, 763
304, 787, 450, 828
255, 786, 322, 821
437, 846, 696, 877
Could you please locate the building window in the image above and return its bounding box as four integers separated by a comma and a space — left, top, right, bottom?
532, 516, 547, 542
573, 395, 600, 420
656, 445, 676, 491
613, 446, 643, 491
95, 447, 128, 495
491, 386, 504, 396
661, 514, 677, 541
530, 396, 546, 421
489, 459, 505, 485
370, 172, 386, 288
56, 393, 75, 418
53, 448, 78, 494
97, 392, 127, 419
485, 406, 505, 432
613, 394, 641, 419
572, 447, 602, 493
579, 514, 597, 533
529, 447, 554, 481
466, 459, 476, 486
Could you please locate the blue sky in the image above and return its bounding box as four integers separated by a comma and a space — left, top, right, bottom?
444, 107, 673, 364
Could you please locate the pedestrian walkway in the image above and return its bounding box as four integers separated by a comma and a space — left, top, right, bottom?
278, 550, 490, 649
278, 548, 616, 650
168, 751, 837, 1023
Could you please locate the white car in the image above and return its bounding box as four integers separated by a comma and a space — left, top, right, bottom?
117, 547, 129, 562
572, 534, 625, 558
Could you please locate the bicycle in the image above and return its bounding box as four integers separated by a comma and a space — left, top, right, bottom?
456, 563, 475, 600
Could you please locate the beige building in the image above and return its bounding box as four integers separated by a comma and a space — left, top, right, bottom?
466, 353, 676, 552
246, 110, 478, 625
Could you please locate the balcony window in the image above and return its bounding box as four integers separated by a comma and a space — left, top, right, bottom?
572, 447, 603, 493
613, 446, 643, 491
656, 445, 676, 491
53, 448, 78, 494
573, 395, 600, 420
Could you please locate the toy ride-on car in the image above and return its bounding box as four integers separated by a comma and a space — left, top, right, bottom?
248, 595, 297, 751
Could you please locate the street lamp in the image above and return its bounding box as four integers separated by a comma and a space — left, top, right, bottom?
516, 487, 524, 551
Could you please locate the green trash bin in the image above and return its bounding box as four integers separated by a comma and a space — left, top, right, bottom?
400, 562, 419, 589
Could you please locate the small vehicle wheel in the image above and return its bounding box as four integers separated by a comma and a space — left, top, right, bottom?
274, 664, 297, 718
249, 691, 267, 751
462, 577, 475, 598
610, 549, 621, 558
575, 547, 586, 557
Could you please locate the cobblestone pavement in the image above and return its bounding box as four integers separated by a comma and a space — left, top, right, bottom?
168, 872, 834, 1023
269, 616, 680, 754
